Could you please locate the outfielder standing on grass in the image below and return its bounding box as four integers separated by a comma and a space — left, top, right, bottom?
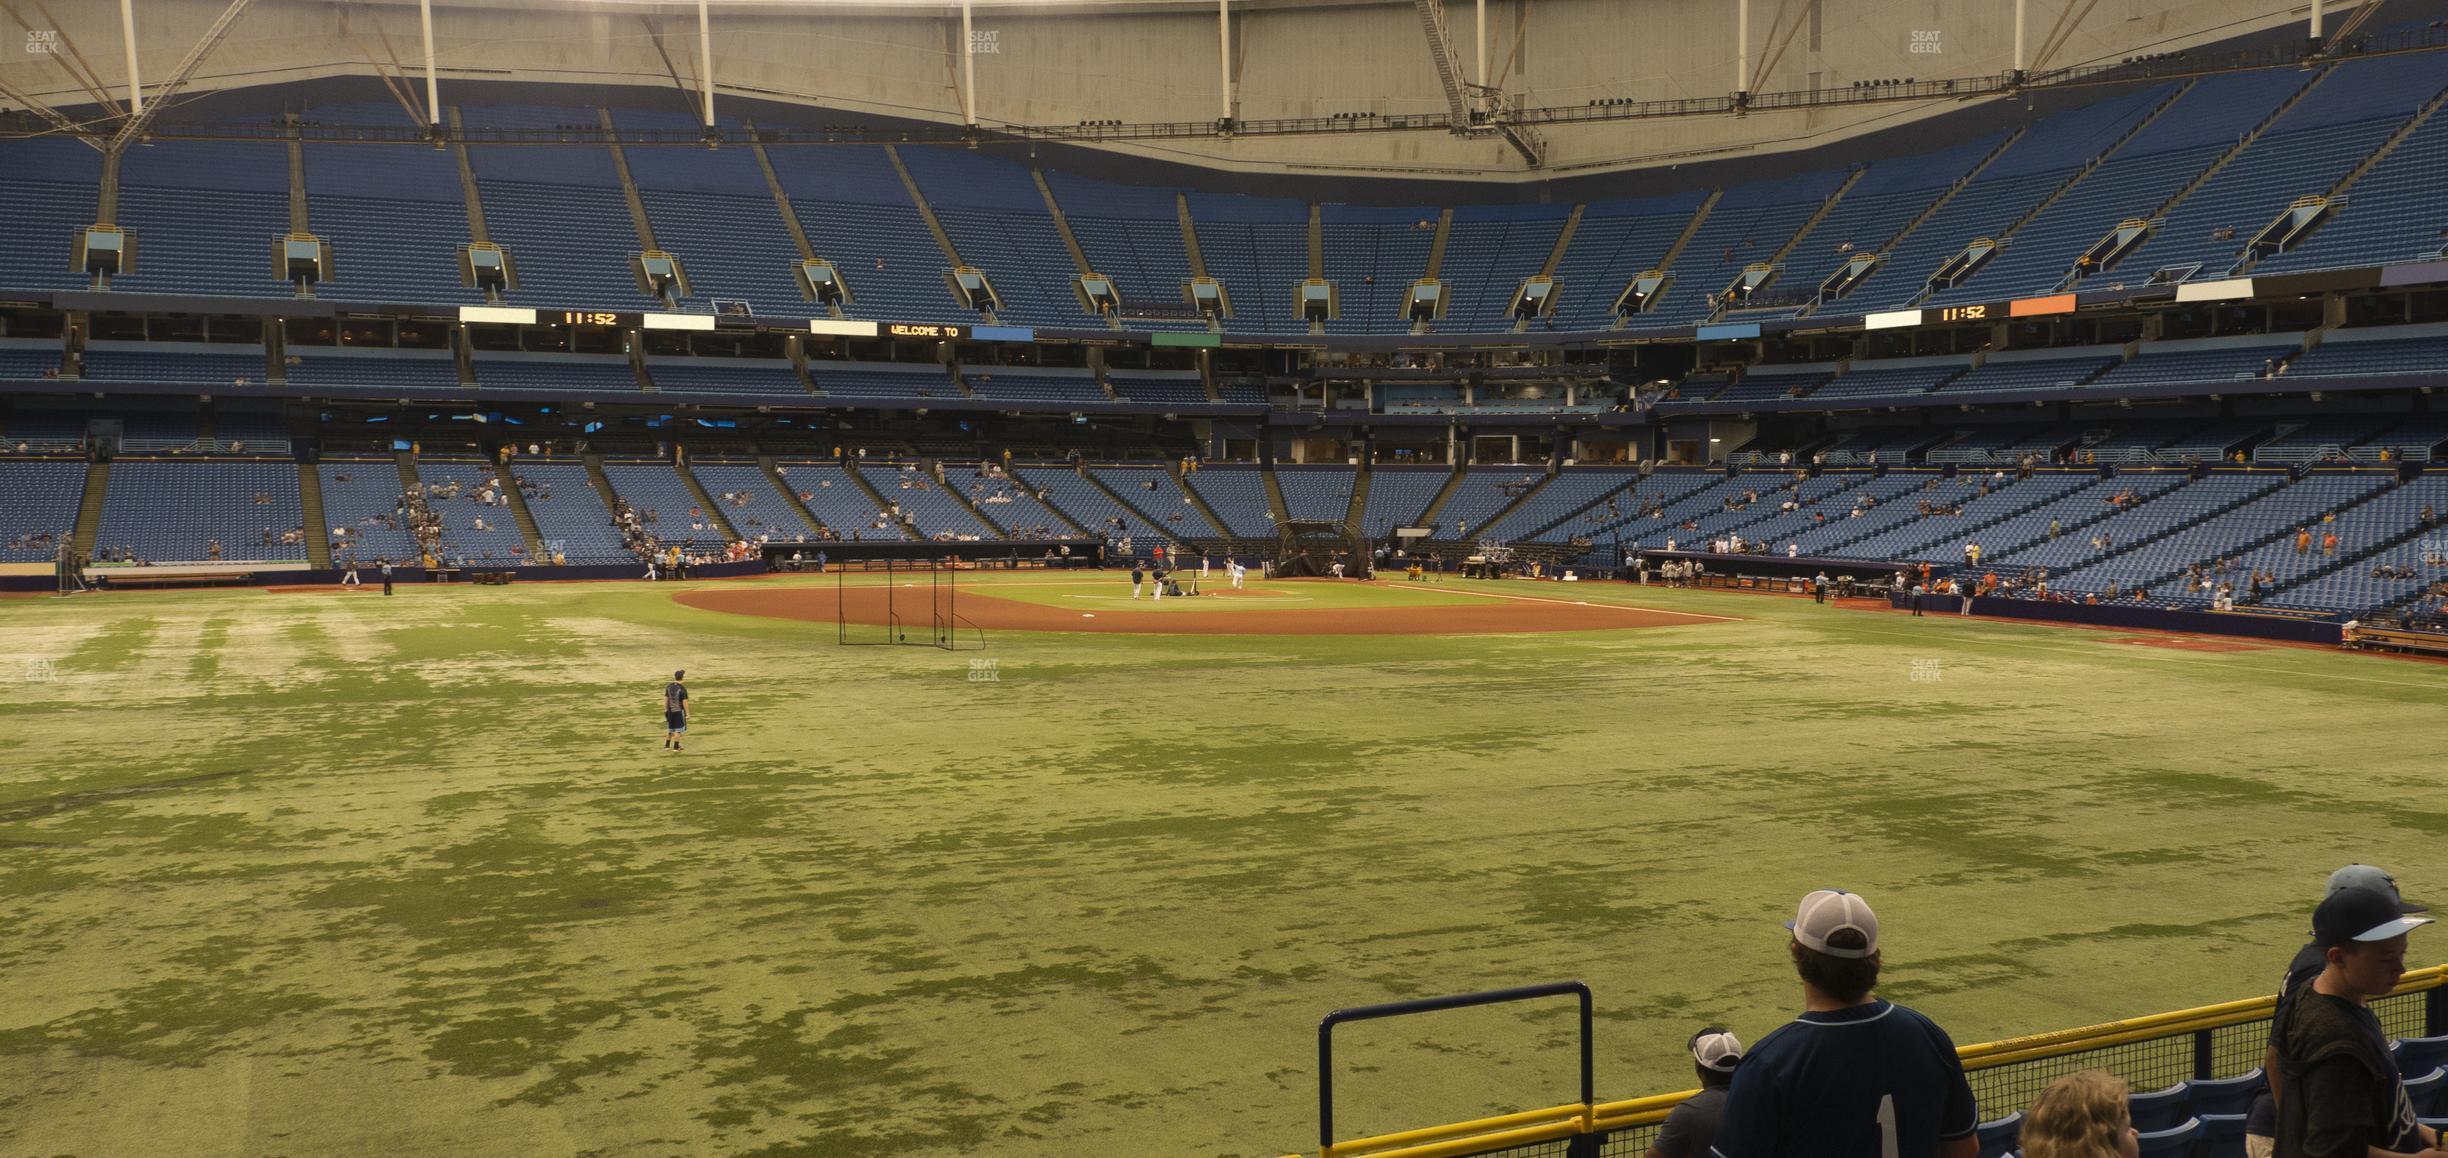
662, 669, 690, 751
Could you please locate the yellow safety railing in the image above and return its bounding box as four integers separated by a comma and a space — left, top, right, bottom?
1295, 964, 2448, 1158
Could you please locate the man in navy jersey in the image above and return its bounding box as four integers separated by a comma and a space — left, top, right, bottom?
1712, 889, 1978, 1158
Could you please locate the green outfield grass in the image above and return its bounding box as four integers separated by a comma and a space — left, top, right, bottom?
3, 572, 2446, 1157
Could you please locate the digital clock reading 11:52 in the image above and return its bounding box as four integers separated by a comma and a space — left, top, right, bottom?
555, 310, 632, 327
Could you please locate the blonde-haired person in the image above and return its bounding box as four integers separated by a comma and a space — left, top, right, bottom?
2020, 1070, 2139, 1158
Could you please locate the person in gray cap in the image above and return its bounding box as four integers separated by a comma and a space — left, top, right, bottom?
1647, 1028, 1743, 1158
2248, 866, 2429, 1157
1711, 889, 1978, 1158
2271, 886, 2439, 1158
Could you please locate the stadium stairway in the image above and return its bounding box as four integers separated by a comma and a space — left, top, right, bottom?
757, 455, 831, 536
843, 463, 928, 538
488, 460, 552, 559
883, 146, 982, 321
934, 462, 1011, 535
1170, 464, 1239, 548
582, 455, 625, 522
69, 460, 108, 560
1339, 466, 1369, 534
1415, 465, 1472, 533
2240, 79, 2448, 276
296, 462, 333, 568
1468, 473, 1560, 542
674, 459, 741, 540
1080, 467, 1194, 550
1263, 460, 1302, 533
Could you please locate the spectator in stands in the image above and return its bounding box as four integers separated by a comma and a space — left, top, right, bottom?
2246, 865, 2428, 1157
2019, 1070, 2139, 1158
2322, 530, 2339, 556
1710, 890, 1977, 1158
1647, 1028, 1744, 1158
2271, 884, 2439, 1158
2297, 527, 2313, 554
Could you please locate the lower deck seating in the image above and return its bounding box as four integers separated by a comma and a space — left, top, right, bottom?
1182, 466, 1277, 539
411, 460, 534, 564
855, 462, 998, 540
688, 463, 818, 541
770, 462, 915, 540
95, 460, 308, 564
317, 461, 423, 563
601, 462, 728, 547
0, 459, 86, 561
1014, 465, 1175, 544
510, 462, 635, 563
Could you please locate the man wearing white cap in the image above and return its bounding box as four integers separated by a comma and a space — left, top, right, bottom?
2248, 865, 2429, 1157
1711, 889, 1978, 1158
1648, 1028, 1742, 1158
2270, 885, 2439, 1158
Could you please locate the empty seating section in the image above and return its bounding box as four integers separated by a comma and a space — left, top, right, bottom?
317, 462, 424, 562
1815, 472, 2098, 558
1043, 172, 1202, 327
1089, 466, 1218, 538
474, 355, 639, 393
1182, 467, 1277, 538
0, 344, 63, 382
2115, 60, 2438, 277
304, 134, 477, 305
2255, 103, 2448, 274
2116, 57, 2443, 280
2364, 417, 2448, 462
2254, 418, 2402, 463
1486, 469, 1640, 543
954, 470, 1073, 539
764, 146, 954, 320
2156, 419, 2273, 462
411, 460, 533, 562
2051, 471, 2393, 600
962, 367, 1106, 405
287, 351, 462, 392
856, 463, 997, 539
0, 460, 85, 560
809, 362, 954, 400
0, 138, 101, 294
1821, 429, 1946, 464
461, 114, 654, 309
2285, 326, 2448, 381
2088, 339, 2298, 390
901, 147, 1085, 327
1320, 205, 1437, 334
1362, 468, 1453, 536
601, 462, 722, 543
646, 358, 806, 396
2259, 474, 2448, 613
111, 140, 292, 299
1900, 473, 2185, 561
1436, 205, 1572, 331
1275, 466, 1357, 524
1108, 372, 1210, 405
1939, 351, 2119, 396
4, 411, 87, 453
1186, 193, 1309, 335
616, 116, 809, 315
1842, 86, 2176, 311
1774, 135, 2009, 307
118, 412, 203, 453
1708, 365, 1830, 405
97, 460, 307, 562
1990, 472, 2279, 572
80, 346, 267, 388
1014, 465, 1174, 542
511, 462, 634, 562
1645, 170, 1848, 324
687, 463, 815, 540
1436, 469, 1545, 537
1810, 361, 1967, 402
2207, 475, 2434, 606
1215, 378, 1270, 406
772, 462, 913, 540
1547, 192, 1704, 331
1929, 424, 2084, 465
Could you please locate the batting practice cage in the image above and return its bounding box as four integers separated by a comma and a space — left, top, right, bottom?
834, 555, 986, 651
1272, 520, 1371, 579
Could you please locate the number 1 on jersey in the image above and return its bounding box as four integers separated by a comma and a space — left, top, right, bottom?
1876, 1093, 1899, 1158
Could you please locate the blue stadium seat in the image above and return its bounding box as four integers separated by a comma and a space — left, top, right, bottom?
2184, 1069, 2263, 1118
2196, 1112, 2249, 1158
2402, 1066, 2448, 1118
2400, 1037, 2448, 1080
2134, 1116, 2202, 1158
1974, 1110, 2022, 1158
